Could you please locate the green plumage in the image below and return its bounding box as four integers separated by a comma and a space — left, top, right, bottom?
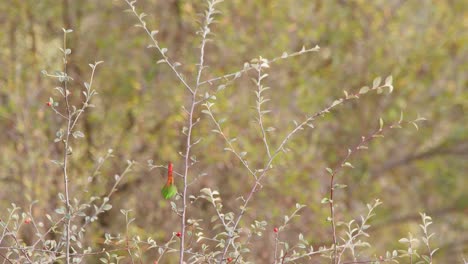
161, 184, 177, 199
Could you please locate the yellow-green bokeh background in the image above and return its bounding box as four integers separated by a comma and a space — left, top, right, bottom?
0, 0, 466, 263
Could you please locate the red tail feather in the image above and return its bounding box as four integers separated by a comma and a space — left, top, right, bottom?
167, 162, 174, 185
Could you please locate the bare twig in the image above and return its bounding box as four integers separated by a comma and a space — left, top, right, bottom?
45, 29, 102, 264
179, 1, 222, 262
199, 45, 320, 86
0, 251, 14, 264
124, 0, 194, 94
61, 29, 73, 264
328, 121, 399, 263
0, 223, 33, 263
254, 60, 272, 159
212, 78, 394, 261
123, 1, 224, 263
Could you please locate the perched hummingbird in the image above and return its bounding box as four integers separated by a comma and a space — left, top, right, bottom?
161, 162, 177, 199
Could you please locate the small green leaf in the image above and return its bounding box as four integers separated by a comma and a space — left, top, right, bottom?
399, 238, 409, 243
359, 86, 369, 94
331, 99, 342, 107
385, 75, 393, 86
372, 76, 382, 88
333, 184, 347, 189
55, 207, 66, 215
72, 131, 85, 138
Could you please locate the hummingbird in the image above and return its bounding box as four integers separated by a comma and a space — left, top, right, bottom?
161, 162, 177, 199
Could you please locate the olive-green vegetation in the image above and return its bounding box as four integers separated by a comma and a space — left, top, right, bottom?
0, 0, 466, 263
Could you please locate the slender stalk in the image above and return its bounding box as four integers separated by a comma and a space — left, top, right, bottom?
217, 82, 395, 261
328, 132, 377, 263
217, 97, 343, 260
61, 30, 72, 264
199, 45, 320, 86
121, 4, 195, 261
409, 242, 413, 264
0, 251, 13, 264
329, 176, 337, 264
273, 232, 279, 264
336, 201, 382, 263
0, 207, 19, 244
124, 0, 194, 95
1, 225, 33, 263
342, 259, 393, 264
180, 94, 196, 263
328, 118, 412, 263
218, 114, 315, 261
420, 213, 435, 264
81, 161, 134, 229
179, 0, 214, 259
255, 65, 271, 159
125, 212, 136, 264
57, 29, 102, 264
156, 234, 177, 263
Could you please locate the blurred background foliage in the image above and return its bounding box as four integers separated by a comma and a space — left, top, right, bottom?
0, 0, 466, 262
